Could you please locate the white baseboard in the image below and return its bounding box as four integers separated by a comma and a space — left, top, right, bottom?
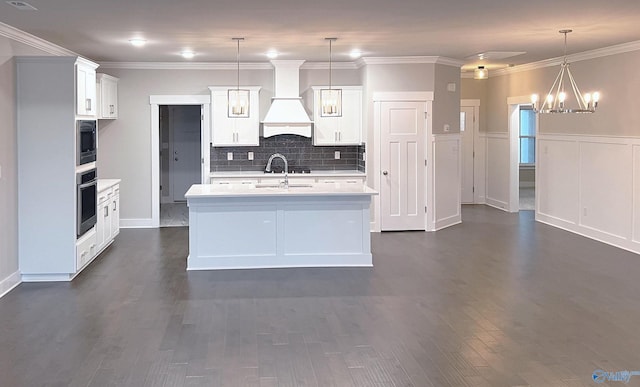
120, 218, 155, 228
486, 197, 509, 212
536, 212, 640, 255
434, 214, 462, 231
0, 271, 21, 298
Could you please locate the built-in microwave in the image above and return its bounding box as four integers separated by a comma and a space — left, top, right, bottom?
77, 120, 97, 166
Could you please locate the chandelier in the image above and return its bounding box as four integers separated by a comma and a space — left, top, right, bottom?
320, 38, 342, 117
531, 30, 599, 114
228, 37, 250, 117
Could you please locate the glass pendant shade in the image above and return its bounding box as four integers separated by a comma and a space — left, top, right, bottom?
474, 66, 488, 80
320, 88, 342, 117
228, 89, 250, 117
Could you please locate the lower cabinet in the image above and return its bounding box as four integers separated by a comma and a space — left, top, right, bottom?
76, 228, 97, 271
96, 182, 120, 255
210, 175, 365, 185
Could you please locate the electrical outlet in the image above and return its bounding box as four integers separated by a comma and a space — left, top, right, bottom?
227, 152, 233, 161
334, 151, 340, 159
248, 152, 254, 161
447, 82, 456, 92
362, 152, 366, 161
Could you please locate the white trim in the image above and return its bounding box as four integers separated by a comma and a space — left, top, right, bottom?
360, 56, 464, 67
486, 197, 510, 212
485, 132, 509, 139
0, 22, 79, 57
0, 271, 21, 298
120, 218, 155, 228
301, 62, 359, 70
461, 99, 484, 204
150, 95, 211, 228
22, 274, 76, 282
100, 62, 274, 70
149, 95, 210, 105
373, 91, 434, 102
460, 99, 480, 107
493, 39, 640, 77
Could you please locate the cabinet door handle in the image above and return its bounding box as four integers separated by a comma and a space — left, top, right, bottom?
86, 98, 92, 111
338, 132, 341, 141
105, 206, 109, 217
334, 132, 337, 142
89, 244, 96, 250
113, 201, 117, 211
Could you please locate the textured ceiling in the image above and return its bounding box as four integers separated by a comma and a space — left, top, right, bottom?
2, 0, 640, 68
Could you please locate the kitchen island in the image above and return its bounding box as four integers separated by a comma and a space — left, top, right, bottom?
185, 183, 377, 270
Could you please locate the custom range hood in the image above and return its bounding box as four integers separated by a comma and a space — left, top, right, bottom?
262, 60, 313, 137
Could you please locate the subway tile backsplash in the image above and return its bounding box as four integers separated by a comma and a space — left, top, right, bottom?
211, 135, 366, 172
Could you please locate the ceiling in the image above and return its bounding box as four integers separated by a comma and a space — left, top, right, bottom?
2, 0, 640, 70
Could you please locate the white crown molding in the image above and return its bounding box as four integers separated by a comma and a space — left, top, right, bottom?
0, 22, 78, 57
300, 61, 359, 70
359, 56, 464, 67
99, 61, 275, 70
461, 72, 475, 79
492, 39, 640, 77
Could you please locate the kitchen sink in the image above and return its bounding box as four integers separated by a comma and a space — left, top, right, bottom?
254, 183, 314, 189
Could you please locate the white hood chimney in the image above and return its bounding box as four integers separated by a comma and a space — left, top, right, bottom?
262, 60, 312, 137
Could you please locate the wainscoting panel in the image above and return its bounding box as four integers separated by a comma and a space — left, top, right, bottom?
633, 145, 640, 244
537, 138, 579, 225
485, 134, 509, 210
579, 141, 632, 240
433, 134, 461, 230
537, 134, 640, 255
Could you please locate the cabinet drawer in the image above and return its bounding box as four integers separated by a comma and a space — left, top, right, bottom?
97, 189, 112, 205
76, 228, 97, 270
317, 177, 365, 184
210, 179, 259, 185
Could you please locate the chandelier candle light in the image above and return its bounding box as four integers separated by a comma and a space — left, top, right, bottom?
321, 38, 342, 117
531, 30, 600, 114
228, 37, 250, 117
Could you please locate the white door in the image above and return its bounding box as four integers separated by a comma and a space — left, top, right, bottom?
380, 101, 426, 231
170, 106, 202, 201
460, 106, 475, 203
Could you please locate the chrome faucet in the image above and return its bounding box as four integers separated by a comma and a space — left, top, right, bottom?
265, 153, 289, 188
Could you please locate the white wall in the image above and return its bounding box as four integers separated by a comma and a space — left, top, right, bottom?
0, 35, 54, 297
537, 134, 640, 254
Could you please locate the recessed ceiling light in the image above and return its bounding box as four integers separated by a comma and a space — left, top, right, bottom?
6, 1, 37, 10
266, 50, 278, 59
129, 38, 146, 47
181, 51, 195, 59
349, 49, 362, 59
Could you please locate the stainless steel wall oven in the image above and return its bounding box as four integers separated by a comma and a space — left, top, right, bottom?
77, 168, 97, 236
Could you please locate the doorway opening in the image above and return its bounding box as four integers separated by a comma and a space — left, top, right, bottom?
159, 105, 202, 227
518, 106, 536, 211
507, 96, 538, 212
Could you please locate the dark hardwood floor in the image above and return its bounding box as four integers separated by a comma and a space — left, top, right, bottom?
2, 206, 640, 386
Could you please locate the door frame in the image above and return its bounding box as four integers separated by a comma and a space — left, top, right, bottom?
150, 95, 211, 228
507, 95, 538, 213
168, 105, 203, 202
460, 99, 482, 204
372, 91, 434, 232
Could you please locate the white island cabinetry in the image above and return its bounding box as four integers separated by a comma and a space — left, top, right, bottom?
185, 183, 377, 270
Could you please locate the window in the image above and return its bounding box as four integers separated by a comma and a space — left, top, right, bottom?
519, 106, 535, 165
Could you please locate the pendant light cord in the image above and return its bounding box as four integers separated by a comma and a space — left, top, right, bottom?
236, 38, 240, 92
329, 39, 332, 91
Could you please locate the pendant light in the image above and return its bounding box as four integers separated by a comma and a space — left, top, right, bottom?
228, 37, 250, 117
531, 30, 600, 114
473, 66, 488, 80
320, 38, 342, 117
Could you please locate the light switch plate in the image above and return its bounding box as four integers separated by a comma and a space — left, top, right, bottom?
334, 151, 340, 159
447, 82, 456, 92
248, 152, 254, 161
444, 124, 450, 132
227, 152, 233, 161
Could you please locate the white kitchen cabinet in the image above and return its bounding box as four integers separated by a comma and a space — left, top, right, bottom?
76, 59, 98, 117
96, 181, 120, 255
209, 86, 261, 146
76, 228, 97, 271
310, 86, 363, 146
17, 56, 103, 282
97, 73, 119, 119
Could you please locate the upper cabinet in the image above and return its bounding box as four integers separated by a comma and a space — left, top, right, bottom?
76, 59, 98, 117
209, 86, 261, 147
97, 73, 119, 119
310, 86, 363, 146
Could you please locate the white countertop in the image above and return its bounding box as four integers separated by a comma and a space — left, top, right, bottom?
210, 170, 365, 179
186, 183, 377, 198
98, 179, 121, 192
